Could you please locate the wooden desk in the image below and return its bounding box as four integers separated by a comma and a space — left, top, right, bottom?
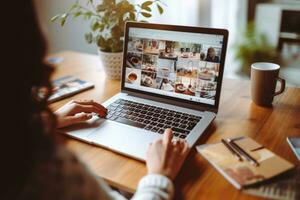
49, 51, 300, 200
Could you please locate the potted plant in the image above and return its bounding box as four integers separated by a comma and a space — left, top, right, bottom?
52, 0, 165, 79
234, 22, 280, 76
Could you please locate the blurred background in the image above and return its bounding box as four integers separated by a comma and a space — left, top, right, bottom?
35, 0, 300, 86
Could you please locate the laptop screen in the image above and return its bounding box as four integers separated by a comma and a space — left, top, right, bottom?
123, 24, 226, 107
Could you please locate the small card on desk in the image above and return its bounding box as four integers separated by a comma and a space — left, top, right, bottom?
196, 137, 295, 189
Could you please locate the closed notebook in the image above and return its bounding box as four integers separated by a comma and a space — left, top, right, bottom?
196, 137, 295, 189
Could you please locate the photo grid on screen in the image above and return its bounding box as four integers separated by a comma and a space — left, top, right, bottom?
124, 28, 223, 105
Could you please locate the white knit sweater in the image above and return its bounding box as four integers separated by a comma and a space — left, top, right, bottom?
20, 145, 174, 200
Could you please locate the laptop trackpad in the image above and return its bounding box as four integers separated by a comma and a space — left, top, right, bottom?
61, 117, 106, 141
87, 120, 160, 160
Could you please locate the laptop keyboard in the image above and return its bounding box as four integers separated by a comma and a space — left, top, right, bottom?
106, 99, 201, 139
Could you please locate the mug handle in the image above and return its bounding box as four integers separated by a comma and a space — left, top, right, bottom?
274, 77, 286, 96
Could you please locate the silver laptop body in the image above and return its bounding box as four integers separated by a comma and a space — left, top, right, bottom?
62, 22, 228, 161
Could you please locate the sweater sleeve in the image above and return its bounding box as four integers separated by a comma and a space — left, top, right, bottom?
131, 174, 174, 200
101, 174, 174, 200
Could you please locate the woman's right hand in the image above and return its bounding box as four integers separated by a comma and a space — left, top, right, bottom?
146, 129, 189, 180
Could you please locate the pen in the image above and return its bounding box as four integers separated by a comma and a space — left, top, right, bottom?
221, 138, 243, 161
227, 139, 260, 167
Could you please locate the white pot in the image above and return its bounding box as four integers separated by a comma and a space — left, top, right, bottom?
98, 49, 123, 80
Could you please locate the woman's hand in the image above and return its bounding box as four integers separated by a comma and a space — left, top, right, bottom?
146, 129, 189, 180
54, 100, 107, 128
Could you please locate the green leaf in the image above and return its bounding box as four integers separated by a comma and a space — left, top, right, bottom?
73, 11, 82, 18
157, 3, 163, 14
70, 2, 79, 11
140, 12, 152, 18
60, 13, 68, 26
85, 32, 93, 44
91, 20, 99, 31
61, 13, 68, 19
50, 14, 60, 22
84, 11, 92, 20
141, 1, 153, 9
142, 6, 152, 12
60, 18, 66, 26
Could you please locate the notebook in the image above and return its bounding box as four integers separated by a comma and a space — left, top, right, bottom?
48, 76, 94, 103
196, 137, 295, 189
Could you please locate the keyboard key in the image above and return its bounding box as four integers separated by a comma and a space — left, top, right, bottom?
150, 122, 158, 126
179, 124, 187, 129
158, 123, 164, 127
158, 119, 165, 123
188, 117, 200, 123
172, 122, 180, 127
181, 120, 188, 124
181, 116, 188, 120
158, 128, 164, 134
145, 125, 153, 130
172, 127, 189, 135
114, 117, 146, 128
163, 125, 172, 129
179, 134, 187, 139
166, 116, 174, 121
152, 117, 158, 121
137, 118, 144, 123
153, 113, 160, 118
151, 127, 159, 132
174, 118, 181, 123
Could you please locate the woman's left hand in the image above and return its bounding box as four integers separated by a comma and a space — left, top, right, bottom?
54, 100, 107, 128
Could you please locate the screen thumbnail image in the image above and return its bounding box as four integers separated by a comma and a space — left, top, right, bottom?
141, 70, 157, 88
128, 37, 144, 52
202, 45, 222, 63
125, 68, 141, 85
196, 80, 217, 100
126, 52, 142, 69
157, 58, 176, 79
175, 76, 197, 96
198, 61, 220, 82
142, 54, 158, 72
176, 58, 200, 79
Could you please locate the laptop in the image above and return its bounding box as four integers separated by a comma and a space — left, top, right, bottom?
62, 22, 228, 161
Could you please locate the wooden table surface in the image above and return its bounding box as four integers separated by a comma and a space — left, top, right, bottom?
49, 51, 300, 200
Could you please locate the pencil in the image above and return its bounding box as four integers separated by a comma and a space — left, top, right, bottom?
227, 139, 260, 167
221, 138, 243, 161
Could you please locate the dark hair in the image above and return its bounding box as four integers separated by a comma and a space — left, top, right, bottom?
1, 1, 55, 199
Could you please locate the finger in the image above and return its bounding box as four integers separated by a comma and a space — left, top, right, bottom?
172, 138, 179, 146
181, 141, 190, 156
72, 104, 106, 117
177, 139, 185, 149
72, 113, 93, 122
64, 113, 93, 126
163, 128, 173, 146
74, 100, 107, 113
